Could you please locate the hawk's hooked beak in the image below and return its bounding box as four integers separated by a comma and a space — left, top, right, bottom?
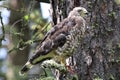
85, 12, 89, 15
82, 11, 89, 20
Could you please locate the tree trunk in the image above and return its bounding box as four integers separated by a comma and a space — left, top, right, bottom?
7, 0, 30, 80
8, 0, 30, 66
51, 0, 120, 80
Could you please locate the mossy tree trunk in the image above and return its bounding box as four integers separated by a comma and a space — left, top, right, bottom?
50, 0, 120, 80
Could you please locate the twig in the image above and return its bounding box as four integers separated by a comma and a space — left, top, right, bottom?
41, 22, 50, 32
0, 12, 5, 42
9, 19, 22, 36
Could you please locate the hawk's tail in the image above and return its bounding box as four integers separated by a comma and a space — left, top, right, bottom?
19, 62, 33, 75
19, 40, 56, 75
19, 51, 55, 75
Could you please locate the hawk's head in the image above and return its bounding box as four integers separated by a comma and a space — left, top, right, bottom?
68, 7, 88, 18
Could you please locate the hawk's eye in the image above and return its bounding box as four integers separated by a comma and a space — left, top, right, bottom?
78, 10, 82, 12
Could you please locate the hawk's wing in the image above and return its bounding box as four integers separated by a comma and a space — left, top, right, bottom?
38, 17, 76, 48
30, 17, 77, 63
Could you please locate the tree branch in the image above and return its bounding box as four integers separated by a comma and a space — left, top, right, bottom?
0, 12, 5, 47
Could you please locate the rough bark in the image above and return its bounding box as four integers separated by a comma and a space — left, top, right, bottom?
75, 0, 120, 80
51, 0, 120, 80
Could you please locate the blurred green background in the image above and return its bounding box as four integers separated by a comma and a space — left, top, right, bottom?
0, 0, 51, 80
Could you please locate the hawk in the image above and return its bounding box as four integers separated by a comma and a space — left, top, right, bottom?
20, 7, 88, 75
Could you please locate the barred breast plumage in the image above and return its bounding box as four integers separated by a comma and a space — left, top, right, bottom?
56, 26, 82, 58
